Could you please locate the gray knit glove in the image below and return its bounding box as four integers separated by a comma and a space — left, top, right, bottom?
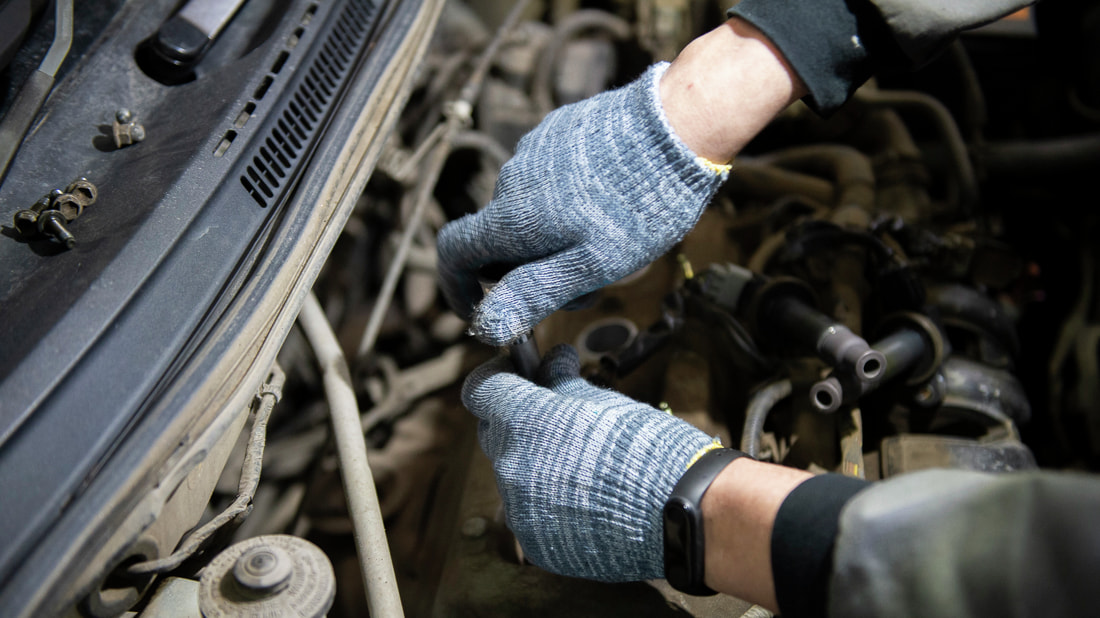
461, 344, 722, 581
437, 62, 729, 346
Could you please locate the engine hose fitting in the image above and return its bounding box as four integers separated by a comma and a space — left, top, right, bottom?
753, 278, 885, 384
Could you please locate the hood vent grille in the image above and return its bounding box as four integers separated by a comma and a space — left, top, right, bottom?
240, 0, 375, 208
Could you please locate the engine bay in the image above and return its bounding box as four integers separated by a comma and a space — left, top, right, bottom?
3, 0, 1099, 616
293, 1, 1099, 615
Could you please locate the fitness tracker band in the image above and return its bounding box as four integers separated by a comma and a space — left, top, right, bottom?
663, 447, 748, 595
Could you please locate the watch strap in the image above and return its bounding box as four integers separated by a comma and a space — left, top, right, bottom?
663, 447, 748, 595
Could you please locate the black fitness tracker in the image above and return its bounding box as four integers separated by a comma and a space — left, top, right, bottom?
663, 447, 748, 595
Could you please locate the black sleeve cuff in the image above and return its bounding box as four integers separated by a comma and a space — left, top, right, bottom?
727, 0, 905, 115
771, 473, 871, 618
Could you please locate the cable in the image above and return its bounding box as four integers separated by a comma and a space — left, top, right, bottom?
740, 379, 792, 460
128, 364, 286, 576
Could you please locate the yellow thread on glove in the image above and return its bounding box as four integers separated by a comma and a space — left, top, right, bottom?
685, 438, 724, 469
696, 157, 732, 175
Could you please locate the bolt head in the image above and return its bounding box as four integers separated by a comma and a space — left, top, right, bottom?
53, 194, 83, 220
64, 178, 97, 204
13, 210, 38, 237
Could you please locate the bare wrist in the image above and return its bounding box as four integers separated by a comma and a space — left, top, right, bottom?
700, 458, 813, 611
659, 17, 807, 164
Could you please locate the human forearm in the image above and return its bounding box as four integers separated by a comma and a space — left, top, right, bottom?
700, 460, 871, 616
699, 458, 813, 611
659, 17, 806, 165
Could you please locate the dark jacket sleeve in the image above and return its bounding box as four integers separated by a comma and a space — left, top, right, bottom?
770, 469, 1100, 618
726, 0, 1034, 115
827, 468, 1100, 618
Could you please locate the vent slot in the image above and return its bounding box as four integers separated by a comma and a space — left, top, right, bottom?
271, 51, 290, 74
214, 130, 237, 158
239, 0, 375, 207
253, 76, 274, 101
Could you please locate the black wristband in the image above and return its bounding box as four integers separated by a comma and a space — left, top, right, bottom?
663, 447, 748, 596
772, 473, 870, 617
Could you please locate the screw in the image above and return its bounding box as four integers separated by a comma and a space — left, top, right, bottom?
13, 209, 39, 238
64, 177, 98, 206
37, 210, 76, 249
53, 193, 84, 220
113, 110, 145, 147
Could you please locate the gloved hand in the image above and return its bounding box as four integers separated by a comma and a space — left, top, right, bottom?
437, 62, 729, 346
461, 343, 722, 581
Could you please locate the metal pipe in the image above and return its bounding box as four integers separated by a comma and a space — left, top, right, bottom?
532, 9, 633, 115
40, 0, 74, 76
726, 158, 836, 206
356, 126, 452, 364
451, 129, 513, 169
756, 144, 876, 211
979, 132, 1100, 177
299, 292, 404, 618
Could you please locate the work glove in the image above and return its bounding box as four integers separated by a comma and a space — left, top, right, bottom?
437, 62, 729, 346
461, 344, 722, 581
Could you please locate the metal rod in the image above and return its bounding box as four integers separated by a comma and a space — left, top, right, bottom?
354, 0, 535, 366
41, 0, 75, 76
355, 130, 451, 364
299, 292, 404, 618
856, 87, 978, 212
0, 0, 73, 184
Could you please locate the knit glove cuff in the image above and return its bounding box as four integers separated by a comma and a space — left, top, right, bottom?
595, 61, 731, 235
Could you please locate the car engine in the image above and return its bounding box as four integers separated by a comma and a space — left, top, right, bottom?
1, 0, 1098, 616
